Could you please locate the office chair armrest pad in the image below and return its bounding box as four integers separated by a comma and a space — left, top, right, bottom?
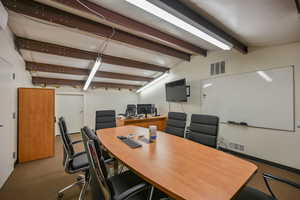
114, 182, 148, 200
72, 140, 83, 145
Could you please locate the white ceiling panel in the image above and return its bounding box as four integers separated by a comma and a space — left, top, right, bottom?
92, 77, 145, 85
8, 11, 181, 67
21, 50, 93, 68
32, 72, 146, 85
21, 50, 161, 77
181, 0, 300, 47
32, 72, 87, 81
99, 64, 161, 78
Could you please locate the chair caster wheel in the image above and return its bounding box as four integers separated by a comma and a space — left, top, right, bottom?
57, 193, 64, 200
77, 175, 84, 181
76, 177, 82, 181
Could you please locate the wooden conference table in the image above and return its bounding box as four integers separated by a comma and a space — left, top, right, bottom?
97, 126, 257, 200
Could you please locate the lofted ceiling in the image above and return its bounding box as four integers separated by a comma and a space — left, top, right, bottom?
87, 0, 219, 51
3, 0, 300, 90
180, 0, 300, 47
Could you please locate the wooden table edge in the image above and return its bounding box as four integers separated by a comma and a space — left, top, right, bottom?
97, 126, 258, 200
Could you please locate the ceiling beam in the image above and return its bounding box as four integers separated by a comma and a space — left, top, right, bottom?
16, 37, 169, 72
26, 61, 154, 82
296, 0, 300, 13
150, 0, 248, 54
32, 77, 141, 90
3, 0, 192, 60
40, 0, 207, 56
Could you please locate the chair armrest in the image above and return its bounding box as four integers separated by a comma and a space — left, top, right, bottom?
263, 173, 300, 199
263, 173, 300, 189
114, 183, 148, 200
72, 140, 83, 145
104, 158, 115, 164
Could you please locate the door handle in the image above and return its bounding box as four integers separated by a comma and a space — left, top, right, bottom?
0, 125, 3, 127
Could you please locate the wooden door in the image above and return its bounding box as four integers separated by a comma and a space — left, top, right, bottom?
18, 88, 55, 163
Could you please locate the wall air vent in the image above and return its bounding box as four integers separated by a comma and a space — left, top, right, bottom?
210, 61, 225, 75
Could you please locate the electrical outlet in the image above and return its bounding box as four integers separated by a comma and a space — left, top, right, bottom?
229, 142, 245, 152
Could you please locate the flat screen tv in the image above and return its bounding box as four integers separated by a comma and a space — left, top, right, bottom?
165, 79, 187, 102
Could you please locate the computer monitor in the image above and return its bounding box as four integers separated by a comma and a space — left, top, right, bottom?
137, 104, 154, 117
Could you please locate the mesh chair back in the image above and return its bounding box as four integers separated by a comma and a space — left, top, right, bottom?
186, 114, 219, 148
165, 112, 187, 137
87, 140, 111, 200
82, 127, 109, 180
81, 127, 113, 200
95, 110, 116, 130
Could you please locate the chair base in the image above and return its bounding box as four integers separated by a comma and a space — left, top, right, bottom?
57, 175, 89, 200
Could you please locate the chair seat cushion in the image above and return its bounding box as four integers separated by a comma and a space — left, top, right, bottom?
236, 187, 274, 200
71, 152, 89, 170
109, 171, 147, 200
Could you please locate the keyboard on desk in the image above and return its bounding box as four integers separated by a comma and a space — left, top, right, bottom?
117, 136, 142, 149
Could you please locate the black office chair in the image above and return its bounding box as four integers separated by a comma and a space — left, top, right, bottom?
95, 110, 116, 130
58, 117, 89, 200
95, 110, 116, 162
119, 104, 137, 118
81, 127, 149, 200
186, 114, 219, 148
165, 112, 187, 137
236, 173, 300, 200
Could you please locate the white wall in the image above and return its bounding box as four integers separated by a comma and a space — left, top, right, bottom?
0, 25, 138, 188
138, 42, 300, 169
54, 87, 138, 130
0, 26, 32, 188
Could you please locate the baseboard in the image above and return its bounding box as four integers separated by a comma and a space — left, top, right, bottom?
219, 147, 300, 175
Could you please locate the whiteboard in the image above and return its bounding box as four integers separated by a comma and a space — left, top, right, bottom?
200, 66, 295, 131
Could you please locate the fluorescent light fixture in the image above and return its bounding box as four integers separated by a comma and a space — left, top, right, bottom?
136, 72, 169, 93
257, 71, 272, 82
203, 83, 212, 88
83, 58, 102, 91
126, 0, 232, 50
